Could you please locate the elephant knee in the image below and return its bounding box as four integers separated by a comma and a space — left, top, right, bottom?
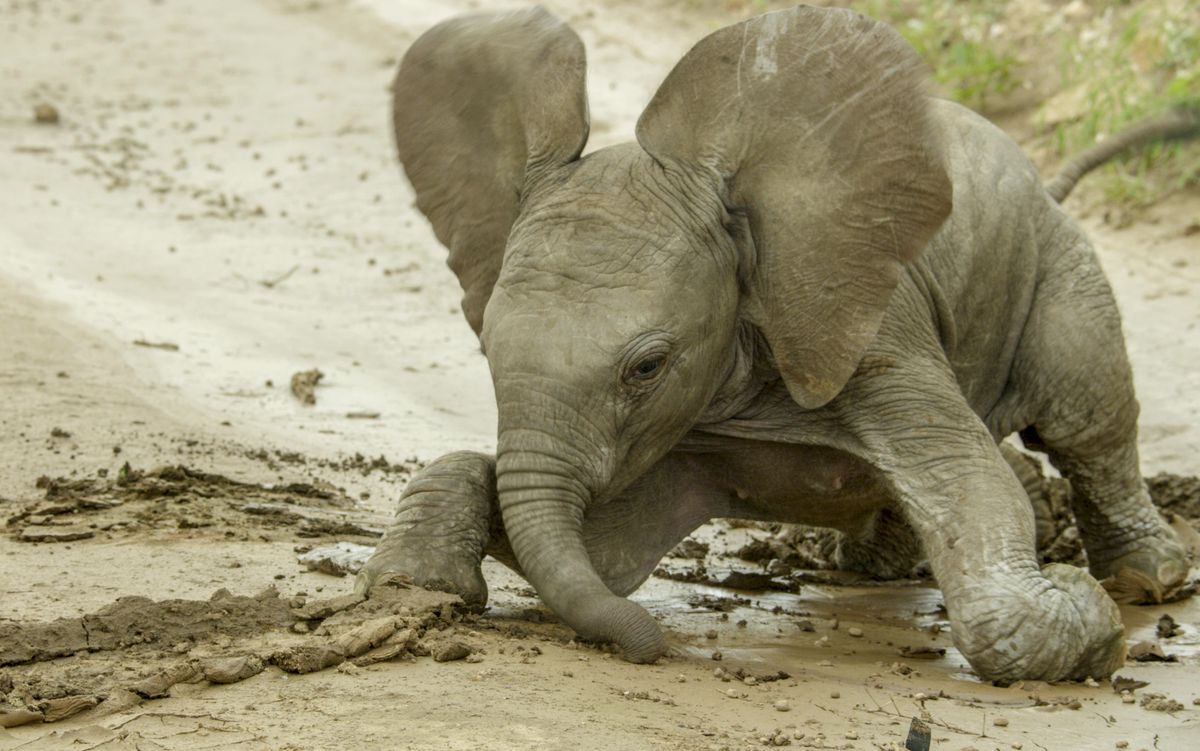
402, 451, 496, 502
949, 565, 1124, 683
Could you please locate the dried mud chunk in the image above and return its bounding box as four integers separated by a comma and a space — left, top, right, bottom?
17, 525, 94, 543
0, 617, 89, 666
91, 688, 143, 718
39, 694, 99, 722
1139, 692, 1184, 712
431, 640, 472, 663
0, 705, 43, 728
201, 655, 265, 684
290, 369, 324, 406
352, 628, 416, 666
333, 617, 399, 658
292, 592, 365, 621
270, 645, 344, 674
129, 662, 199, 699
1128, 640, 1176, 662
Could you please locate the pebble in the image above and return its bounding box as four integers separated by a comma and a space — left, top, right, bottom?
33, 103, 59, 124
814, 636, 830, 647
1121, 692, 1136, 704
993, 717, 1009, 727
676, 674, 687, 683
706, 629, 719, 640
829, 691, 840, 699
1115, 742, 1128, 749
724, 688, 746, 699
847, 627, 864, 638
845, 731, 858, 740
774, 699, 791, 712
711, 651, 723, 661
743, 676, 757, 686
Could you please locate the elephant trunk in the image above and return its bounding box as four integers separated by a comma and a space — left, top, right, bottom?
496, 435, 665, 663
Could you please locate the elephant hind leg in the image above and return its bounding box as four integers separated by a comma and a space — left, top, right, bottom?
1007, 237, 1189, 603
826, 506, 925, 579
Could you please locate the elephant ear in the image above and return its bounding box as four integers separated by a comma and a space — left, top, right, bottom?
636, 7, 952, 408
394, 7, 589, 335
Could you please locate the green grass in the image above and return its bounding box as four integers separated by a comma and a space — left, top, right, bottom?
857, 0, 1019, 112
1052, 5, 1200, 206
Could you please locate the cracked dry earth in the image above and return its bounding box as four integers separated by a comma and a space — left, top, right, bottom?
2, 0, 1200, 749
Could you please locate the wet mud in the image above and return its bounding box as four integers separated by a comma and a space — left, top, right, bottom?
4, 464, 389, 545
0, 578, 475, 729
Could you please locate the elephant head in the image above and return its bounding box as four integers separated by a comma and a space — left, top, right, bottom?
393, 5, 952, 661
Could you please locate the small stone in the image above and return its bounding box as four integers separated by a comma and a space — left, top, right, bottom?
432, 641, 473, 662
724, 688, 745, 699
1115, 742, 1128, 749
335, 661, 361, 676
845, 731, 858, 740
33, 103, 59, 124
743, 676, 757, 686
830, 691, 840, 699
675, 674, 687, 683
1011, 744, 1022, 750
774, 699, 791, 712
814, 635, 830, 647
705, 629, 719, 640
202, 655, 265, 684
847, 627, 864, 638
711, 651, 723, 661
1121, 693, 1136, 704
993, 717, 1009, 727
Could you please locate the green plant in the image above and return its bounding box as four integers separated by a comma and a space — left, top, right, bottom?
1054, 3, 1200, 206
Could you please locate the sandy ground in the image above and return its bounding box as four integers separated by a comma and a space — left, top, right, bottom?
1, 0, 1198, 749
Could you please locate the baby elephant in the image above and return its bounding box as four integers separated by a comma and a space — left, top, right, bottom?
358, 5, 1192, 683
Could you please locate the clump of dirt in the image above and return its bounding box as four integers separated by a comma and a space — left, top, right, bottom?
0, 577, 476, 728
4, 463, 385, 543
1148, 473, 1200, 519
290, 368, 324, 405
0, 588, 294, 667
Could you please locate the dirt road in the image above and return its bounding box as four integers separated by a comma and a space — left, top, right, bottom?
2, 1, 1198, 749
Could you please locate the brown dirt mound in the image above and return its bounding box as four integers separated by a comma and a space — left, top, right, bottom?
0, 578, 475, 729
3, 464, 388, 544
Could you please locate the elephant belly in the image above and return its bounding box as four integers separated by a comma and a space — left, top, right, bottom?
688, 439, 890, 531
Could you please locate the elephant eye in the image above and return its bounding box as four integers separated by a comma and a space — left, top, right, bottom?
626, 356, 666, 383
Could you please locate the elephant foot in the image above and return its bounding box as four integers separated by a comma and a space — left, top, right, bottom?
1089, 529, 1191, 604
952, 564, 1125, 684
354, 539, 489, 610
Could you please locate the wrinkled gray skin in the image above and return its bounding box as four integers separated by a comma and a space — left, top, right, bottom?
357, 6, 1191, 683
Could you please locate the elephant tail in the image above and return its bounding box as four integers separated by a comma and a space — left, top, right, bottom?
1045, 105, 1200, 203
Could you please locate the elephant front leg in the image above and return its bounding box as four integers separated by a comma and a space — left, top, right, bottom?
355, 451, 498, 608
356, 451, 721, 611
838, 361, 1125, 683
